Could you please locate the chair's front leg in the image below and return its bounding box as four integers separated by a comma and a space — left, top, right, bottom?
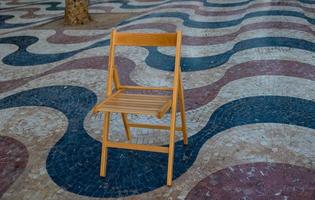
100, 112, 111, 177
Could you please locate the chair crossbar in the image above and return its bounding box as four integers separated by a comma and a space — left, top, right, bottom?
128, 123, 182, 131
107, 141, 169, 153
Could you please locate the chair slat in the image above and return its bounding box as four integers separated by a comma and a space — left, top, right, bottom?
106, 102, 163, 109
107, 101, 168, 107
94, 92, 172, 117
120, 85, 173, 91
115, 94, 170, 101
97, 107, 158, 116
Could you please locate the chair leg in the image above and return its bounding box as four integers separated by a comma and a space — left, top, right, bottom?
100, 112, 110, 177
167, 113, 176, 186
121, 113, 132, 141
167, 130, 175, 186
179, 81, 188, 145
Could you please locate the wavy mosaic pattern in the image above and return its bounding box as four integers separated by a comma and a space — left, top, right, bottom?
0, 86, 314, 197
0, 0, 315, 199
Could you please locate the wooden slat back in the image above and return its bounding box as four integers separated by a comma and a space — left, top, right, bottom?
114, 32, 177, 46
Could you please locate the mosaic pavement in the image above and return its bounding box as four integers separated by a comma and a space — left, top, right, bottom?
0, 0, 315, 199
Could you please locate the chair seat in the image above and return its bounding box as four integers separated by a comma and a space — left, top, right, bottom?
94, 91, 172, 118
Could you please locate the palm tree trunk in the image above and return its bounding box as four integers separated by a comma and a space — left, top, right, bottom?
64, 0, 91, 25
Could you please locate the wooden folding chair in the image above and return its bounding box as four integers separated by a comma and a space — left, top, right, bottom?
93, 29, 188, 186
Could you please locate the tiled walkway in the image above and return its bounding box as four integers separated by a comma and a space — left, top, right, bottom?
0, 0, 315, 199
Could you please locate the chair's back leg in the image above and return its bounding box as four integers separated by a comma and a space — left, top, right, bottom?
178, 75, 188, 145
113, 66, 133, 141
121, 113, 132, 141
106, 31, 116, 97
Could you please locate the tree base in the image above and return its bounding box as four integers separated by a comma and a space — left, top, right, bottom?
64, 0, 91, 25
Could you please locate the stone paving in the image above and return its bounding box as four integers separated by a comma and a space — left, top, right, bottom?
0, 0, 315, 199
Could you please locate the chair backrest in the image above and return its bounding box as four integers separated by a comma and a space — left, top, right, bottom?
106, 29, 182, 97
114, 32, 178, 46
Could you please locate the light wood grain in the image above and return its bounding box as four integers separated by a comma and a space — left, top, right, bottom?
107, 142, 168, 153
115, 32, 177, 46
95, 29, 187, 186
